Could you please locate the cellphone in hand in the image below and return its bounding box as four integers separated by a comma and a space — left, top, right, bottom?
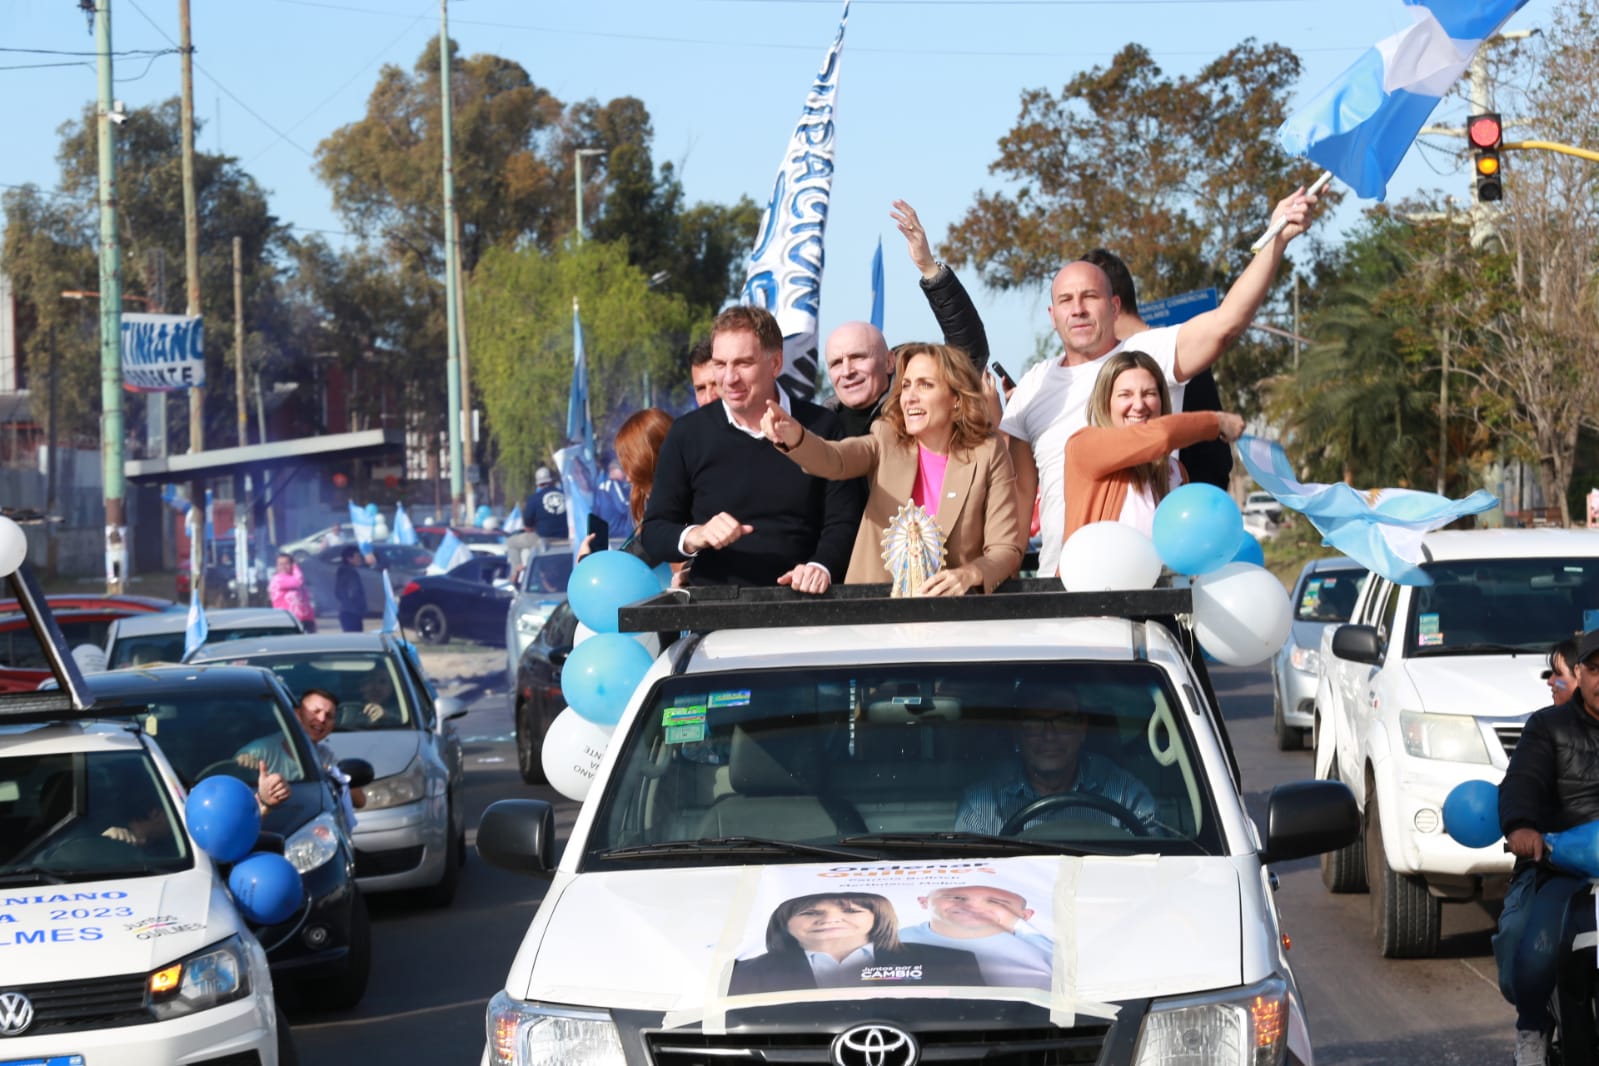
989, 362, 1016, 391
586, 514, 610, 549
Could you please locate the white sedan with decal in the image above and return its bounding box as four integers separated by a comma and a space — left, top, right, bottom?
0, 721, 292, 1065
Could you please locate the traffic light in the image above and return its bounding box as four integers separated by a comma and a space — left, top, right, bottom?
1468, 112, 1503, 202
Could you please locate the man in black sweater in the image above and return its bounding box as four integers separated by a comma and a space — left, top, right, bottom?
642, 307, 863, 592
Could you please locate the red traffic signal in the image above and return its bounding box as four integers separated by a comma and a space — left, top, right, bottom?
1467, 113, 1503, 151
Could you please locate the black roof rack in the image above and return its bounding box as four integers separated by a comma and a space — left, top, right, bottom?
2, 562, 93, 721
616, 578, 1192, 635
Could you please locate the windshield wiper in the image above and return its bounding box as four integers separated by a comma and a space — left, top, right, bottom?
0, 867, 69, 886
592, 836, 877, 862
1412, 642, 1535, 657
836, 832, 1126, 857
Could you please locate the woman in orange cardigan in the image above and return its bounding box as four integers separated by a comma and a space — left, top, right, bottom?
1064, 350, 1245, 542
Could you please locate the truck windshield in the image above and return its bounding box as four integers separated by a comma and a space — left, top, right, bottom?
1406, 558, 1599, 656
585, 660, 1223, 868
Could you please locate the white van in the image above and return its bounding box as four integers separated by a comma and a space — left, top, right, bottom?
476, 586, 1356, 1066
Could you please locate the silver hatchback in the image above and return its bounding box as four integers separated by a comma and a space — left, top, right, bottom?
1270, 556, 1367, 751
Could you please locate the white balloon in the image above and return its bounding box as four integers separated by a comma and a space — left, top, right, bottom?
540, 707, 614, 802
0, 516, 26, 577
1192, 562, 1293, 667
1059, 521, 1162, 592
573, 621, 597, 646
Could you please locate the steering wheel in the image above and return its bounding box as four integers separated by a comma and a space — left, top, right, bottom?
196, 758, 261, 786
998, 792, 1150, 837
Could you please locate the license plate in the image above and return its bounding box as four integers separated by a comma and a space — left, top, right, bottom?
0, 1056, 85, 1066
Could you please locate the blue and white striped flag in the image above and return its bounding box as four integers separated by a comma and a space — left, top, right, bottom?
1278, 0, 1530, 199
392, 502, 418, 546
568, 300, 595, 469
347, 501, 374, 555
503, 504, 524, 534
380, 570, 400, 634
869, 237, 884, 332
182, 588, 208, 659
739, 0, 850, 402
1237, 436, 1499, 585
427, 529, 472, 575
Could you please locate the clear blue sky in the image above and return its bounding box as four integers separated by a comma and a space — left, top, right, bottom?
0, 0, 1548, 380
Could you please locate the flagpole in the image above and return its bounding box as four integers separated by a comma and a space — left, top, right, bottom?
1249, 171, 1332, 254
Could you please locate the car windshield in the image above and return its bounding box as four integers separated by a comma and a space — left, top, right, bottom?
585, 660, 1222, 868
522, 552, 574, 594
112, 691, 311, 788
207, 652, 414, 732
1295, 570, 1367, 622
1406, 557, 1599, 656
0, 749, 192, 883
111, 625, 299, 668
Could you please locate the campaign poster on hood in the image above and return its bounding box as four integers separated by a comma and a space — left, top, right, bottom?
722, 857, 1057, 999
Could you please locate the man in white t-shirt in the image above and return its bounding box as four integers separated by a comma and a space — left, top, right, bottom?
1000, 186, 1320, 576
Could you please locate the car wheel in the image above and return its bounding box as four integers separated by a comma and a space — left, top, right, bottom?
1365, 790, 1441, 958
516, 699, 547, 785
416, 604, 449, 645
275, 1005, 300, 1066
1272, 687, 1303, 752
299, 888, 370, 1010
416, 802, 461, 908
1320, 758, 1368, 894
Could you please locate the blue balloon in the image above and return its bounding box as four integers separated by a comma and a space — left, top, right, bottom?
561, 633, 654, 726
653, 562, 674, 591
227, 851, 305, 925
1442, 780, 1501, 849
364, 502, 379, 517
1548, 821, 1599, 879
1231, 534, 1265, 568
185, 775, 261, 864
567, 550, 661, 633
1152, 483, 1245, 576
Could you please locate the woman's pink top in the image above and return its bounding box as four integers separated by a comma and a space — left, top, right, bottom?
910, 444, 950, 512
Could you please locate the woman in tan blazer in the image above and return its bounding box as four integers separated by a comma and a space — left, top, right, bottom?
760, 343, 1024, 594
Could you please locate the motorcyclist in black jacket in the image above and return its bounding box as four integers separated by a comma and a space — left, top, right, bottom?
1497, 632, 1599, 1066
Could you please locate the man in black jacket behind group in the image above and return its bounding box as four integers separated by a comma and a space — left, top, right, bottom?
642, 306, 863, 593
1495, 630, 1599, 1066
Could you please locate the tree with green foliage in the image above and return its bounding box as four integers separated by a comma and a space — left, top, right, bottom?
468, 239, 695, 497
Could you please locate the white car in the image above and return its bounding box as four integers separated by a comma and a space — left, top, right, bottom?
475, 586, 1356, 1066
1314, 528, 1599, 957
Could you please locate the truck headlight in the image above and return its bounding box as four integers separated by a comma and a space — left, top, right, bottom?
1399, 711, 1491, 764
487, 992, 625, 1066
284, 812, 341, 873
147, 935, 251, 1020
364, 757, 427, 810
1133, 975, 1288, 1066
1289, 645, 1319, 675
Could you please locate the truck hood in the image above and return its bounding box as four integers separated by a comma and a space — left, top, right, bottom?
512, 857, 1243, 1012
325, 730, 420, 779
0, 867, 240, 984
1401, 655, 1549, 718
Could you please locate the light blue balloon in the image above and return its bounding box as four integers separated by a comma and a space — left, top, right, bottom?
185, 775, 261, 864
1231, 534, 1265, 568
1152, 483, 1245, 576
568, 550, 661, 633
562, 633, 654, 726
1442, 780, 1501, 850
653, 562, 674, 591
227, 851, 305, 925
364, 502, 379, 517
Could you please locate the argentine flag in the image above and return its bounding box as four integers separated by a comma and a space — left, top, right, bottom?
1237, 436, 1498, 586
427, 529, 472, 575
1278, 0, 1530, 199
392, 502, 419, 547
380, 570, 400, 635
182, 588, 208, 660
503, 504, 524, 534
347, 501, 374, 555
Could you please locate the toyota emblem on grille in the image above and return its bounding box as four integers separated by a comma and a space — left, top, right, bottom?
831, 1023, 918, 1066
0, 991, 34, 1037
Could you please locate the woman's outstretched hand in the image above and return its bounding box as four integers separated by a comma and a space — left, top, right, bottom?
761, 400, 804, 450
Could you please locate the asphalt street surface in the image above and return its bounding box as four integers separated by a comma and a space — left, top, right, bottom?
284, 648, 1518, 1065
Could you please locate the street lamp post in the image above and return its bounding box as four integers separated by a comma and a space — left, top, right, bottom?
574, 148, 606, 244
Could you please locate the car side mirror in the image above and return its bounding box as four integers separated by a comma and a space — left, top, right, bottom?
1259, 779, 1359, 864
338, 757, 375, 789
436, 695, 470, 722
477, 798, 556, 875
1330, 623, 1383, 665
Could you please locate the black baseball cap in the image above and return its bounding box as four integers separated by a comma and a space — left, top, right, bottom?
1576, 628, 1599, 667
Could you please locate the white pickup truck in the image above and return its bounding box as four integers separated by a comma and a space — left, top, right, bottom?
476, 583, 1358, 1066
1313, 528, 1599, 957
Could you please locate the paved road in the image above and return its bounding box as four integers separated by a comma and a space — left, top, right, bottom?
287, 655, 1518, 1065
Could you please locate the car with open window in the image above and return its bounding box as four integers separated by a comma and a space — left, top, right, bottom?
476, 583, 1357, 1066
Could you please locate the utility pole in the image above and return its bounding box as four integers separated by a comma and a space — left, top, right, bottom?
439, 0, 464, 524
90, 0, 127, 594
455, 215, 475, 519
233, 236, 246, 447
179, 0, 205, 604
574, 148, 605, 243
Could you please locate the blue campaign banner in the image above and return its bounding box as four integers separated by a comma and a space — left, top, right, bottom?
120, 313, 205, 392
1140, 288, 1218, 329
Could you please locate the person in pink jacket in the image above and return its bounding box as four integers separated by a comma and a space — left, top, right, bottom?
1063, 350, 1244, 542
269, 552, 318, 632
